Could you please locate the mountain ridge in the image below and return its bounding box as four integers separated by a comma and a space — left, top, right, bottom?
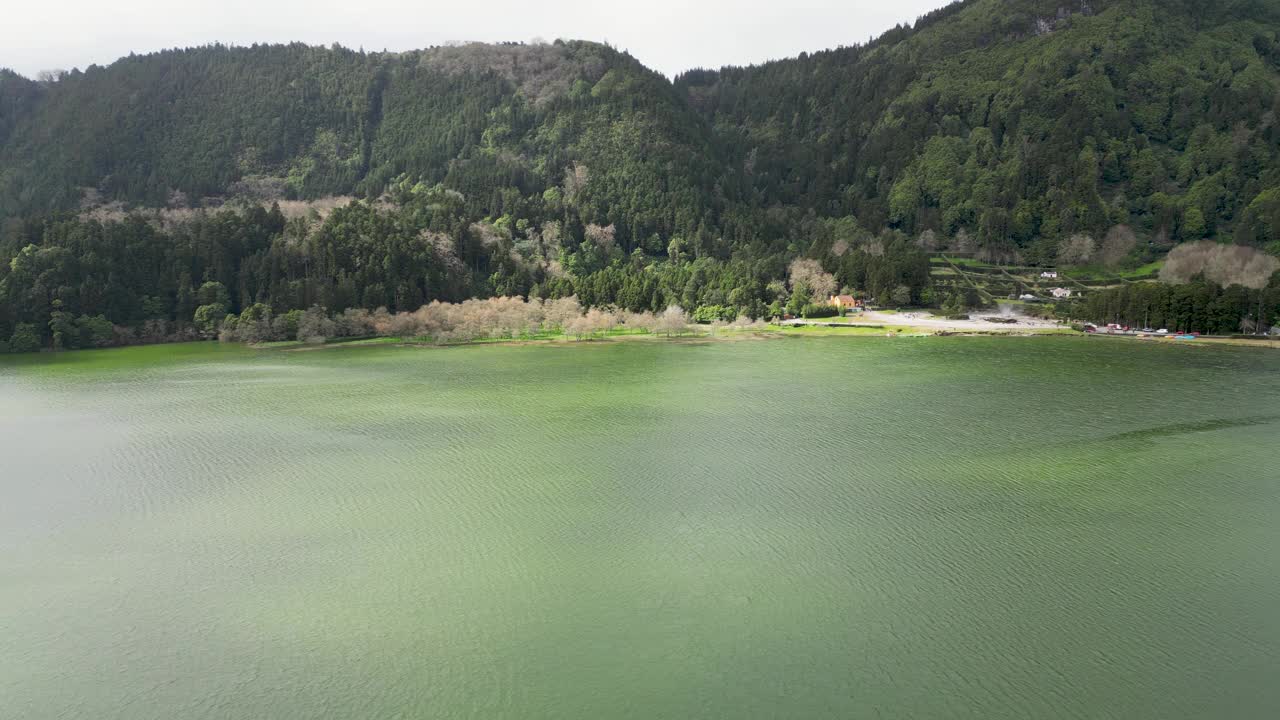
9, 0, 1278, 252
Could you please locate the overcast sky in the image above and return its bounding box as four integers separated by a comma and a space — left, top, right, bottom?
3, 0, 948, 79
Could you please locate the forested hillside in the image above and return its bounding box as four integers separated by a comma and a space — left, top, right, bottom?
3, 0, 1280, 350
0, 41, 717, 246
680, 0, 1280, 258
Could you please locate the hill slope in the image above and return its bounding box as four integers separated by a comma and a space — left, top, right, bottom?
0, 41, 719, 248
6, 1, 1280, 256
679, 0, 1280, 258
3, 0, 1280, 350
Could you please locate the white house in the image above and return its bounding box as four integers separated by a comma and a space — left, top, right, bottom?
1040, 271, 1059, 279
1051, 287, 1072, 299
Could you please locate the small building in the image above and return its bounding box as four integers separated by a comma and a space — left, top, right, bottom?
1040, 271, 1059, 279
828, 294, 862, 312
1051, 287, 1072, 299
1018, 293, 1037, 301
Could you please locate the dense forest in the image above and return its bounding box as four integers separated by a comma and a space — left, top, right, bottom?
4, 0, 1280, 350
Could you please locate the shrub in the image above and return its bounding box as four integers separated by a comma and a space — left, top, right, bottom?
800, 303, 839, 319
271, 309, 305, 341
8, 323, 41, 353
76, 315, 115, 347
193, 303, 227, 338
298, 306, 336, 343
692, 304, 736, 324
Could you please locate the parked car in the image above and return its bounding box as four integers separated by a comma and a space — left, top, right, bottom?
1156, 329, 1169, 335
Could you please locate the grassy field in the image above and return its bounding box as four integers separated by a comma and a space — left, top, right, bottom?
930, 253, 1167, 302
770, 323, 926, 336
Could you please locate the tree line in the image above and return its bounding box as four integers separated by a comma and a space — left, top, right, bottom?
0, 189, 933, 351
212, 296, 706, 347
1066, 279, 1280, 335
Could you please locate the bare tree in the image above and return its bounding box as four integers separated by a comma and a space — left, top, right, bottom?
730, 315, 767, 330
618, 310, 659, 332
1098, 225, 1137, 267
298, 306, 335, 344
563, 163, 590, 203
470, 222, 506, 249
539, 220, 563, 258
915, 229, 939, 251
653, 305, 689, 336
420, 42, 606, 106
1160, 241, 1279, 289
585, 223, 616, 252
787, 258, 837, 302
1057, 234, 1097, 266
230, 295, 712, 348
36, 69, 67, 84
565, 308, 618, 339
543, 296, 584, 331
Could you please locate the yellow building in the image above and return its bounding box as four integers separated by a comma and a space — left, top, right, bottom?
828, 294, 861, 312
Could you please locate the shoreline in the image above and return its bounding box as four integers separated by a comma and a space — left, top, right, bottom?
263, 323, 1083, 353
10, 323, 1280, 361
271, 324, 1280, 353
784, 309, 1069, 333
1079, 332, 1280, 350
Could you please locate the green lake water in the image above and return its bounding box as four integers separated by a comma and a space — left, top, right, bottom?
1, 336, 1277, 719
